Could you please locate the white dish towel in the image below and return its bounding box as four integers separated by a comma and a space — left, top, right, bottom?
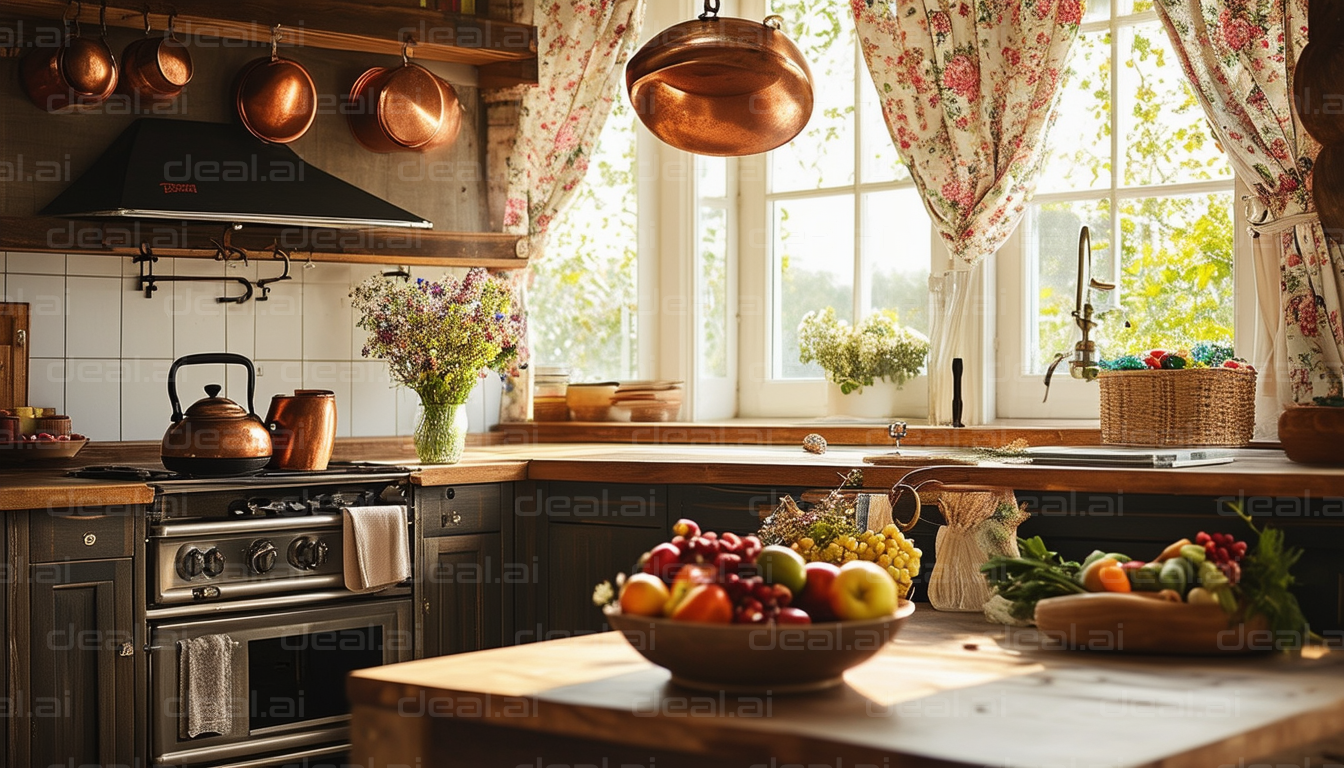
343, 505, 411, 593
178, 634, 234, 739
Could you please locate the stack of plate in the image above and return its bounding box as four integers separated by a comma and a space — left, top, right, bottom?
612, 381, 684, 422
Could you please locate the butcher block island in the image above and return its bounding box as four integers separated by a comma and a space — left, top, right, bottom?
348, 610, 1344, 768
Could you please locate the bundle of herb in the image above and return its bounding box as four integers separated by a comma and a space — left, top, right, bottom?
980, 536, 1086, 622
1229, 502, 1311, 650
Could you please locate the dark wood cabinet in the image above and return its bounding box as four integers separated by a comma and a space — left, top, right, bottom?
545, 523, 668, 637
420, 533, 504, 657
415, 483, 512, 658
28, 558, 138, 768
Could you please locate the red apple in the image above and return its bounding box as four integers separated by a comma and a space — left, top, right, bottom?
642, 542, 682, 582
776, 607, 812, 624
796, 562, 841, 622
668, 584, 733, 623
830, 561, 898, 620
619, 573, 670, 617
663, 564, 717, 615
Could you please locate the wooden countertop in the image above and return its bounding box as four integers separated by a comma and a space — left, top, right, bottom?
348, 611, 1344, 768
4, 443, 1343, 511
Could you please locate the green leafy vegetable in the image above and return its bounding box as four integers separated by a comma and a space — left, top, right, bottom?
1229, 502, 1311, 650
981, 536, 1087, 621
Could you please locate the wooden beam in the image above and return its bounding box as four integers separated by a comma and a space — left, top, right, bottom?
2, 0, 538, 70
0, 217, 530, 269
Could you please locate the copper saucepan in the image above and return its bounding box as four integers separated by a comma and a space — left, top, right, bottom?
21, 1, 119, 112
626, 4, 813, 157
347, 39, 462, 153
235, 25, 316, 144
120, 10, 193, 101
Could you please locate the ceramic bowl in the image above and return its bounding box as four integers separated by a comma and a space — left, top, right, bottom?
605, 600, 916, 693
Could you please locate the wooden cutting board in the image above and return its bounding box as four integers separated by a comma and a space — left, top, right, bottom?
0, 303, 30, 410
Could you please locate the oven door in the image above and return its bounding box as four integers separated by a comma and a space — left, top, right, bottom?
150, 598, 412, 767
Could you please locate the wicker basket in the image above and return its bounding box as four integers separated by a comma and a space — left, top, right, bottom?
1098, 368, 1257, 446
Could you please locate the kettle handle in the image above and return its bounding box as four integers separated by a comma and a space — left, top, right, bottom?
168, 353, 258, 423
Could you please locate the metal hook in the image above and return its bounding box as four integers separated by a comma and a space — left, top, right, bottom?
98, 0, 108, 36
303, 252, 316, 270
270, 23, 281, 60
886, 479, 939, 533
210, 224, 248, 266
64, 0, 82, 38
167, 10, 179, 41
255, 245, 291, 301
402, 35, 416, 65
699, 0, 720, 20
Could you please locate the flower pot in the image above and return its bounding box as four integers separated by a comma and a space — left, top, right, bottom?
825, 378, 926, 420
1278, 406, 1344, 466
415, 401, 468, 464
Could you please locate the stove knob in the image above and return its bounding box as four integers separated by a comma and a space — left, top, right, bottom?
288, 537, 330, 570
177, 548, 205, 580
203, 548, 227, 578
248, 540, 278, 574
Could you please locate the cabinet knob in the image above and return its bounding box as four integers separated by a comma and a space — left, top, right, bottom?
423, 600, 431, 614
83, 532, 97, 546
119, 642, 134, 657
442, 511, 462, 528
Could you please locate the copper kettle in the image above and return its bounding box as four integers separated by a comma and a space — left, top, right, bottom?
265, 390, 338, 471
626, 1, 814, 157
161, 354, 272, 476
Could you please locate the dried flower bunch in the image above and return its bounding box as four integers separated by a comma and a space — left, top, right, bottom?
797, 308, 929, 394
351, 269, 528, 405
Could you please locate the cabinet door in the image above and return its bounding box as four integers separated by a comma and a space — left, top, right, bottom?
546, 524, 667, 637
29, 558, 136, 768
422, 534, 503, 658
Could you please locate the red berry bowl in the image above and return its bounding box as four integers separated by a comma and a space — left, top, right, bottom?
604, 600, 916, 694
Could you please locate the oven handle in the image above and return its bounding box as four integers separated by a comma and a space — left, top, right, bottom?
171, 743, 351, 768
146, 586, 411, 621
151, 513, 347, 538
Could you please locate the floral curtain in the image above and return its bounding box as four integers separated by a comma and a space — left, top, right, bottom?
850, 0, 1081, 423
495, 0, 646, 423
502, 0, 647, 257
1154, 0, 1343, 425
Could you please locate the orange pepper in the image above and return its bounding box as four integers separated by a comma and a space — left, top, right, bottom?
1097, 564, 1132, 593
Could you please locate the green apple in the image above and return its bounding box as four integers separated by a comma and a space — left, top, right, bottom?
830, 560, 898, 620
754, 545, 807, 594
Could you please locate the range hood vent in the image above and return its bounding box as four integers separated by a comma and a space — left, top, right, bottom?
41, 119, 433, 230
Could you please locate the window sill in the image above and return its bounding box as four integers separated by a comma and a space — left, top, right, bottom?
492, 419, 1102, 448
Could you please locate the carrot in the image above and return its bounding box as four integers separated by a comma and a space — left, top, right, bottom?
1154, 538, 1192, 563
1097, 565, 1131, 593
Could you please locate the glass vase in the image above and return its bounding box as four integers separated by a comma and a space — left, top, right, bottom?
414, 400, 468, 464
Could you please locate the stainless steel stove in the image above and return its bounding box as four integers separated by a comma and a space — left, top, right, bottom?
73, 463, 418, 767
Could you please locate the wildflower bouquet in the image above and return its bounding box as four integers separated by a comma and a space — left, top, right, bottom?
798, 308, 928, 394
350, 269, 528, 405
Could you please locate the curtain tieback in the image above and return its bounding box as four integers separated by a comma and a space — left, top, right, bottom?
1247, 211, 1319, 238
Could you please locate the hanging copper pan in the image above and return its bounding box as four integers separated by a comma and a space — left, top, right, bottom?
626, 2, 813, 157
1294, 40, 1344, 146
121, 11, 193, 101
21, 1, 118, 112
235, 26, 316, 144
347, 39, 462, 153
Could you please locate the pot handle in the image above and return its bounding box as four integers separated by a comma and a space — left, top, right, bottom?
168, 353, 258, 423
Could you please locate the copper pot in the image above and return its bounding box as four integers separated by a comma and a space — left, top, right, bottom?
1294, 40, 1344, 147
265, 389, 338, 471
347, 42, 462, 153
161, 353, 272, 477
235, 30, 316, 144
21, 5, 118, 112
120, 12, 193, 101
626, 9, 813, 157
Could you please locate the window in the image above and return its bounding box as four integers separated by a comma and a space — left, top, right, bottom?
527, 102, 641, 383
738, 0, 934, 416
998, 1, 1239, 417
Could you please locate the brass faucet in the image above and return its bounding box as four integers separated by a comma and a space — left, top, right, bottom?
1043, 226, 1115, 402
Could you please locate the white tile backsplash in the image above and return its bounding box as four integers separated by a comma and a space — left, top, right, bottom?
0, 255, 501, 439
66, 276, 122, 359
5, 274, 65, 358
64, 359, 123, 441
6, 252, 64, 274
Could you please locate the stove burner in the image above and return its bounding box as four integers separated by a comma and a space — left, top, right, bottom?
69, 461, 411, 483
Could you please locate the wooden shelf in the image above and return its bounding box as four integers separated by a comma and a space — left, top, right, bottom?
4, 0, 539, 87
0, 217, 530, 270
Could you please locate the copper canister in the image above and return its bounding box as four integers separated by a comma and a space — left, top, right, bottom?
265, 390, 337, 471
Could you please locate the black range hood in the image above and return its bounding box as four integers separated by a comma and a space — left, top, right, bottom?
41, 119, 433, 230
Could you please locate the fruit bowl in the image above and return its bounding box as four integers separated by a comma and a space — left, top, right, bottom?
0, 438, 89, 463
605, 600, 916, 693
